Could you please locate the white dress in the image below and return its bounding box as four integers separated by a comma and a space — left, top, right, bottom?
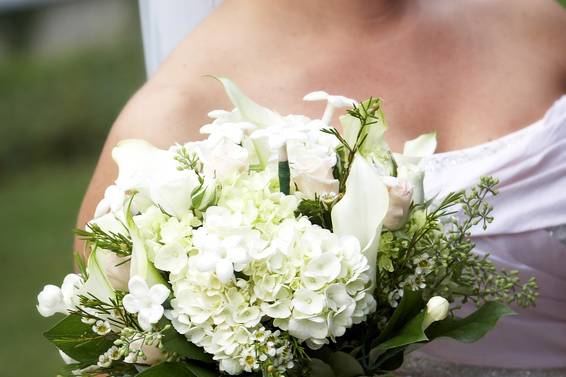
419, 95, 566, 368
138, 1, 566, 368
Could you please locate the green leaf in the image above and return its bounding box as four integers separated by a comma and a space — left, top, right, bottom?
373, 288, 424, 346
557, 0, 566, 9
136, 362, 218, 377
328, 351, 365, 377
374, 312, 428, 352
309, 358, 336, 377
427, 301, 515, 343
161, 326, 212, 363
44, 314, 114, 363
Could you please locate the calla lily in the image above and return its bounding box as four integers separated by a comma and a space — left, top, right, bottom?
403, 132, 437, 158
127, 217, 168, 288
124, 202, 167, 287
213, 76, 282, 129
213, 77, 284, 170
83, 248, 116, 304
331, 156, 389, 289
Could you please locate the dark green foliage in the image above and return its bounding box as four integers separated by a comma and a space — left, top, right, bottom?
44, 314, 115, 363
161, 326, 212, 364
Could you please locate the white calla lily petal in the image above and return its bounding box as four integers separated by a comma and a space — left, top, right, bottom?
213, 76, 281, 128
83, 249, 116, 304
331, 155, 389, 289
403, 132, 437, 158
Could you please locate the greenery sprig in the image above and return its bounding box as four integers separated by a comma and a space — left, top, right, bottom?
75, 223, 132, 260
322, 98, 382, 193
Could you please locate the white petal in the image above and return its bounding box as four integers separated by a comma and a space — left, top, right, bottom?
59, 350, 78, 365
149, 284, 170, 304
137, 314, 153, 331
94, 198, 110, 218
83, 249, 115, 304
214, 76, 281, 128
128, 276, 148, 297
331, 155, 389, 290
122, 294, 140, 314
216, 259, 235, 283
141, 304, 164, 324
403, 132, 437, 158
303, 91, 330, 101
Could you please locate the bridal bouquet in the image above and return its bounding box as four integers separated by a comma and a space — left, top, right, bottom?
37, 78, 537, 377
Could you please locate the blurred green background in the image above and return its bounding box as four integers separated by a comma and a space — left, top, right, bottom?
0, 0, 145, 375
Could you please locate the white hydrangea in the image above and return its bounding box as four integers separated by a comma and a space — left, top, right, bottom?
164, 174, 375, 374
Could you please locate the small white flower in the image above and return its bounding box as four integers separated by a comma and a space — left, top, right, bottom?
122, 276, 170, 331
37, 274, 83, 317
154, 242, 188, 275
97, 353, 112, 368
92, 320, 112, 336
106, 346, 122, 361
303, 90, 357, 125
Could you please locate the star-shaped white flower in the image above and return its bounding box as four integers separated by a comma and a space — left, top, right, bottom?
123, 276, 170, 331
303, 91, 357, 126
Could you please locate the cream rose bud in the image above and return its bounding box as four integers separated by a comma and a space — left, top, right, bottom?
382, 177, 414, 231
193, 138, 249, 180
288, 142, 339, 198
422, 296, 450, 330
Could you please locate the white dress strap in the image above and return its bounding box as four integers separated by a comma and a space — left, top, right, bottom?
138, 0, 223, 77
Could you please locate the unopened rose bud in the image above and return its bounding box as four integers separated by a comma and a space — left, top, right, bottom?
383, 177, 413, 230
191, 179, 218, 211
422, 296, 449, 330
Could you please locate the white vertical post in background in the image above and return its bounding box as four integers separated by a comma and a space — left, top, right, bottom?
138, 0, 223, 78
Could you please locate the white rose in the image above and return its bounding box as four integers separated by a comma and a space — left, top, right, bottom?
288, 141, 339, 198
422, 296, 449, 330
192, 138, 249, 180
112, 139, 201, 218
382, 176, 414, 230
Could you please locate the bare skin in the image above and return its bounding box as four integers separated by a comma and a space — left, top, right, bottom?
75, 0, 566, 255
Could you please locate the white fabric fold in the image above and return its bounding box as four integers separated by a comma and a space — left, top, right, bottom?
420, 95, 566, 368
